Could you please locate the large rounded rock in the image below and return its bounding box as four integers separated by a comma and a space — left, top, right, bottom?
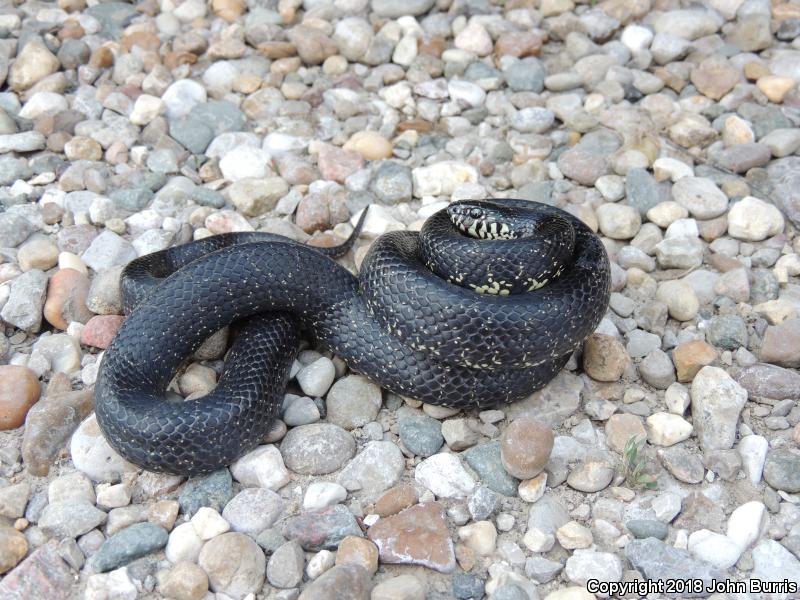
582, 334, 629, 382
0, 365, 41, 430
298, 563, 371, 600
70, 414, 139, 482
763, 447, 800, 493
198, 532, 265, 600
280, 423, 355, 475
500, 417, 554, 479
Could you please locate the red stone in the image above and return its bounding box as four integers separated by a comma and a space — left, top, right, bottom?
317, 144, 364, 184
80, 315, 125, 349
0, 540, 75, 599
367, 502, 455, 573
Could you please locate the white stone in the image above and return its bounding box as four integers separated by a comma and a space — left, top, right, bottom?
129, 94, 165, 125
457, 521, 497, 556
691, 366, 748, 451
688, 529, 742, 569
306, 549, 335, 579
165, 522, 203, 563
645, 412, 693, 446
392, 35, 418, 66
161, 79, 207, 119
95, 483, 131, 509
303, 482, 348, 511
651, 492, 681, 522
448, 80, 486, 108
85, 568, 138, 600
620, 25, 654, 52
522, 527, 555, 552
664, 382, 690, 415
596, 203, 641, 239
18, 92, 69, 120
30, 333, 81, 374
646, 201, 688, 228
556, 521, 593, 549
414, 453, 476, 499
664, 218, 698, 239
412, 162, 478, 198
564, 549, 623, 585
296, 357, 336, 397
518, 473, 547, 503
173, 0, 207, 22
751, 539, 800, 585
230, 445, 291, 491
454, 21, 493, 56
727, 196, 785, 242
595, 175, 625, 201
70, 414, 139, 483
671, 177, 728, 219
737, 434, 769, 485
219, 146, 273, 182
190, 507, 230, 541
726, 501, 766, 552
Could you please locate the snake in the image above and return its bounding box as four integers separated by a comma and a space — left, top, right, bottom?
94, 199, 610, 475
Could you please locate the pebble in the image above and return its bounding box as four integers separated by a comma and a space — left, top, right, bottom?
374, 484, 418, 517
325, 375, 382, 430
91, 523, 168, 572
671, 177, 729, 219
500, 417, 553, 479
303, 482, 347, 511
159, 561, 209, 600
38, 500, 106, 538
0, 366, 41, 430
672, 340, 717, 382
166, 522, 203, 564
280, 423, 355, 475
760, 318, 800, 368
1, 269, 48, 332
197, 532, 265, 599
371, 574, 426, 600
565, 550, 622, 586
337, 440, 405, 499
178, 469, 233, 516
70, 414, 138, 482
399, 416, 443, 457
230, 444, 290, 491
368, 502, 455, 573
691, 366, 748, 451
763, 447, 800, 493
222, 487, 284, 534
464, 442, 519, 497
85, 568, 137, 600
655, 280, 698, 322
583, 331, 628, 380
0, 527, 28, 574
298, 564, 371, 600
605, 414, 647, 453
646, 413, 693, 446
267, 540, 305, 588
283, 504, 362, 551
415, 453, 476, 500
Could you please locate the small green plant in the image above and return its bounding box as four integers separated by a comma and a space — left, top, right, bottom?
622, 436, 658, 490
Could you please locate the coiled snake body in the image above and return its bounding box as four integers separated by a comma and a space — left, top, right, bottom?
95, 199, 610, 474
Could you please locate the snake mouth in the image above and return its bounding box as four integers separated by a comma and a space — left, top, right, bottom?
448, 203, 516, 240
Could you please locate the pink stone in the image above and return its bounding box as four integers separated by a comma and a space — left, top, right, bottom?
317, 144, 364, 183
0, 540, 75, 599
80, 315, 125, 349
367, 502, 455, 573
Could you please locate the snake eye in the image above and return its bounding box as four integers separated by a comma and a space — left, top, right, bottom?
469, 208, 482, 219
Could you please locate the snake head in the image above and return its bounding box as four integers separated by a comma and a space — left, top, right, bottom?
447, 201, 516, 240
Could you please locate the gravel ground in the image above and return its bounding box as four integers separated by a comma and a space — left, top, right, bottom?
0, 0, 800, 599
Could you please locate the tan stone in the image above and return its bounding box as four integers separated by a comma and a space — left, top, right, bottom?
343, 131, 393, 161
0, 527, 28, 574
9, 41, 60, 91
212, 0, 245, 22
0, 366, 40, 430
605, 413, 646, 453
44, 268, 94, 330
673, 340, 718, 382
757, 75, 797, 103
335, 536, 378, 575
374, 484, 418, 517
690, 56, 739, 100
160, 561, 209, 600
582, 334, 630, 382
500, 416, 554, 479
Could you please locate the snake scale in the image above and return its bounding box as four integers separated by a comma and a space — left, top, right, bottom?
95, 199, 610, 475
